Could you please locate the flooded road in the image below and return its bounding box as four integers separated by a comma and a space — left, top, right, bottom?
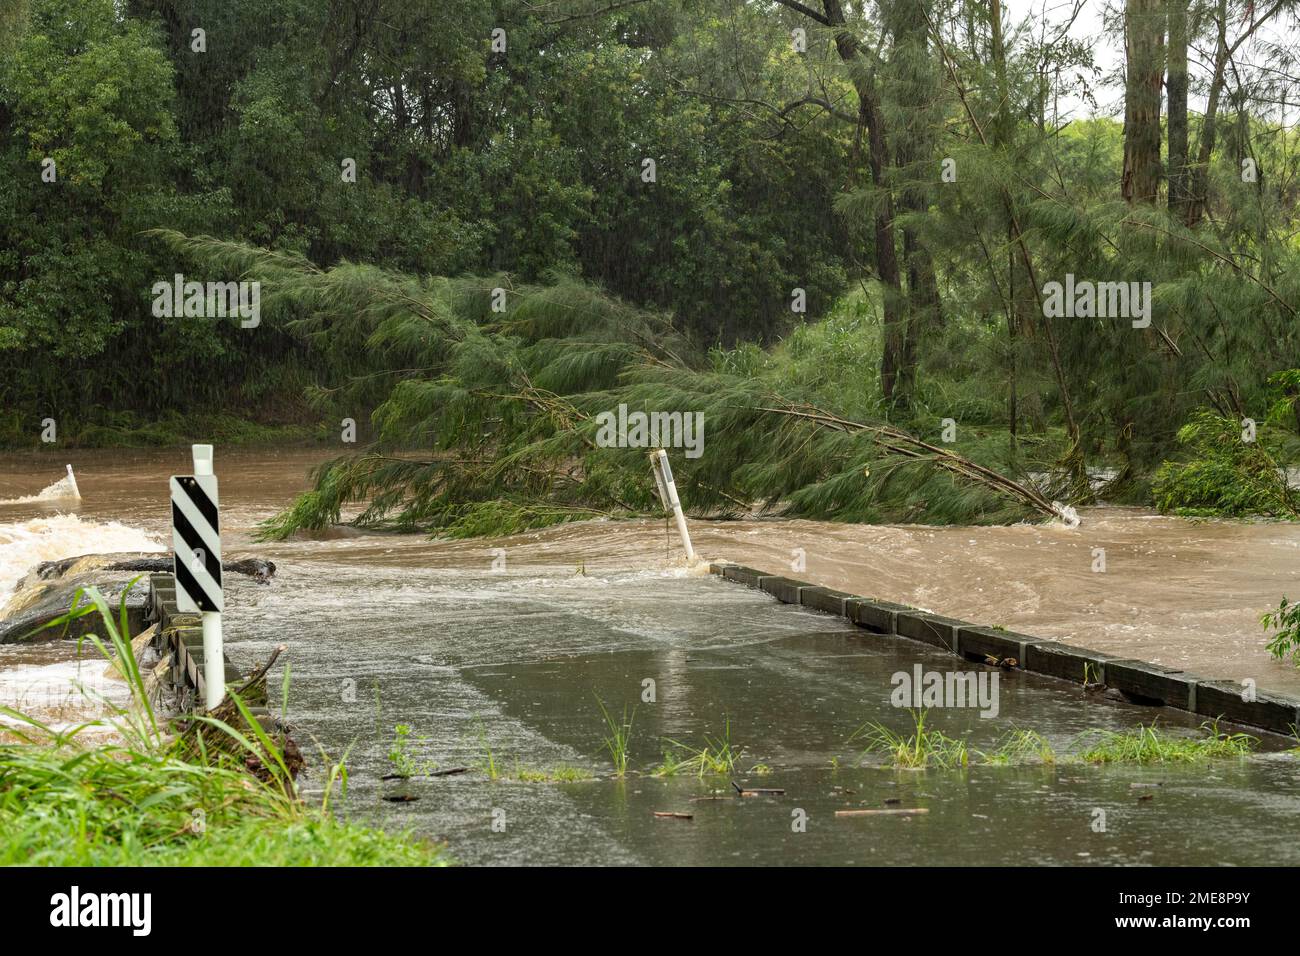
4, 446, 1296, 691
2, 447, 1300, 864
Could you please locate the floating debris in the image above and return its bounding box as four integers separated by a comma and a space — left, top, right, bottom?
836, 808, 929, 817
653, 811, 693, 820
732, 782, 785, 797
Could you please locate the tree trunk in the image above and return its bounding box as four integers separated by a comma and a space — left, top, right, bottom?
1186, 0, 1228, 226
1122, 0, 1165, 204
883, 0, 943, 409
989, 0, 1019, 448
1166, 0, 1189, 217
816, 0, 906, 404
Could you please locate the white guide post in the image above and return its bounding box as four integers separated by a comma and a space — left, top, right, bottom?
196, 445, 224, 709
650, 448, 696, 562
171, 444, 224, 708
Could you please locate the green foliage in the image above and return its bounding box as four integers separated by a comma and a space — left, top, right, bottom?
851, 709, 970, 770
977, 729, 1056, 766
657, 719, 742, 777
0, 586, 448, 866
1152, 409, 1299, 518
1079, 721, 1256, 764
0, 0, 855, 440
1260, 597, 1300, 668
387, 723, 435, 779
595, 696, 635, 778
3, 0, 1299, 522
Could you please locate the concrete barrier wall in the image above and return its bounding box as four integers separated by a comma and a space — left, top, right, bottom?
713, 563, 1300, 737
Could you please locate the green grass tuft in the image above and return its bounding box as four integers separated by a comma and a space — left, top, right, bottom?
1079, 720, 1256, 764
0, 587, 450, 866
851, 709, 969, 769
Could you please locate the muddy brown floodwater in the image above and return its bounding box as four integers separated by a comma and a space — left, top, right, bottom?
4, 447, 1294, 690
2, 447, 1299, 865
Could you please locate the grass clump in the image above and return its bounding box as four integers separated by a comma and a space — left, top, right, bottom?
656, 718, 743, 777
1079, 720, 1256, 765
852, 709, 969, 769
978, 728, 1056, 766
511, 765, 594, 783
0, 587, 449, 866
595, 696, 635, 777
387, 723, 436, 778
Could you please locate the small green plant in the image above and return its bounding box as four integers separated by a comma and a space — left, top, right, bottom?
748, 763, 773, 776
978, 728, 1056, 765
513, 765, 594, 783
1079, 720, 1256, 764
387, 724, 435, 778
595, 695, 635, 777
851, 709, 968, 769
1260, 597, 1300, 667
654, 745, 683, 777
475, 719, 501, 781
657, 718, 743, 777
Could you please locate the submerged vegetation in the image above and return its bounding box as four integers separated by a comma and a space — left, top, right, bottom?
1261, 597, 1300, 668
852, 710, 970, 769
848, 710, 1257, 769
657, 719, 744, 778
596, 697, 635, 778
0, 589, 448, 866
387, 723, 436, 779
1079, 721, 1256, 765
978, 729, 1058, 766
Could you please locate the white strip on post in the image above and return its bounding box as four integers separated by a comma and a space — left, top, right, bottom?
192, 444, 225, 708
650, 449, 696, 562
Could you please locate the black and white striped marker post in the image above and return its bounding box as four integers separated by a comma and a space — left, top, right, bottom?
170, 444, 224, 708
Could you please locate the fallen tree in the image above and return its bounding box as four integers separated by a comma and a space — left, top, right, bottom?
153, 231, 1088, 538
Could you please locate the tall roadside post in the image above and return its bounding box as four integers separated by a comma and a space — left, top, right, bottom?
170, 444, 224, 708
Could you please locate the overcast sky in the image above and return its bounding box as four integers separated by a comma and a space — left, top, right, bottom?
999, 0, 1298, 122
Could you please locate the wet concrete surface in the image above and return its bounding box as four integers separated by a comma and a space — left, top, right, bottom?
225, 563, 1300, 866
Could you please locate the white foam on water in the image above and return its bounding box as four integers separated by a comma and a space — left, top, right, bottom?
0, 514, 164, 606
0, 657, 132, 732
0, 469, 82, 505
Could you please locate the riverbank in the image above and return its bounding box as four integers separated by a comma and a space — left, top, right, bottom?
0, 410, 326, 451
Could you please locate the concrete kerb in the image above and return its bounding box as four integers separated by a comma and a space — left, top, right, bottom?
708, 562, 1300, 736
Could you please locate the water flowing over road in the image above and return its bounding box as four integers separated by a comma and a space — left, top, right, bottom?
2, 448, 1299, 864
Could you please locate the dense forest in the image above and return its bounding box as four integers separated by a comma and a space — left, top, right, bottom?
2, 0, 1299, 532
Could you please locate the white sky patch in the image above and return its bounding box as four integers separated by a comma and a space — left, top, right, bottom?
1001, 0, 1300, 122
